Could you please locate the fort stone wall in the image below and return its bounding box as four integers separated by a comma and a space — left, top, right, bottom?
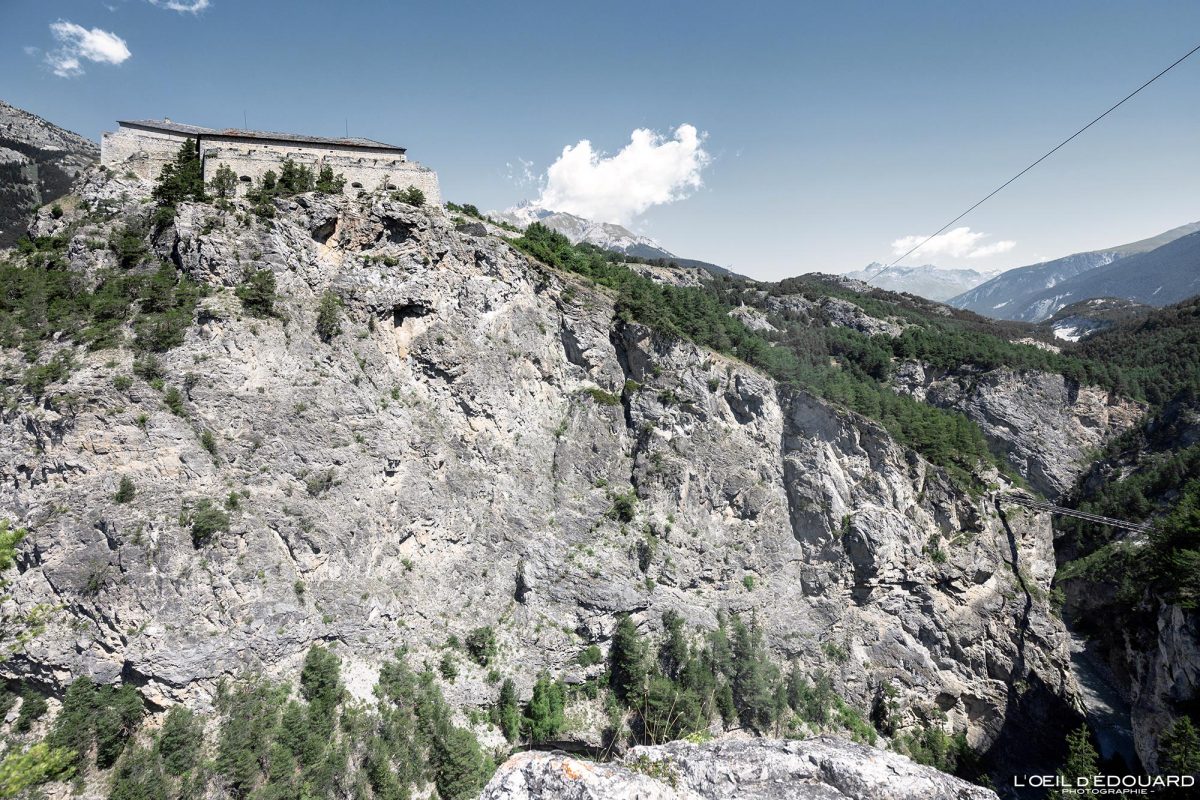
101, 124, 441, 205
100, 126, 189, 180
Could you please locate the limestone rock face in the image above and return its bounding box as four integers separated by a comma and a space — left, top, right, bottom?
1127, 605, 1200, 771
893, 364, 1142, 499
3, 170, 1077, 768
480, 737, 998, 800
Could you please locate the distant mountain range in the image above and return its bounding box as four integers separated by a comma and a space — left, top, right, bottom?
0, 99, 98, 247
491, 202, 743, 278
843, 263, 998, 302
948, 221, 1200, 321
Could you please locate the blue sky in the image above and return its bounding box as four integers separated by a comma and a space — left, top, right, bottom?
3, 0, 1199, 280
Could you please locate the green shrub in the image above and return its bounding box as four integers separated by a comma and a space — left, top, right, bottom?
465, 627, 497, 667
897, 723, 972, 774
23, 351, 75, 397
114, 476, 136, 504
439, 653, 458, 682
187, 499, 230, 547
109, 222, 151, 269
150, 204, 177, 231
200, 429, 218, 458
316, 290, 343, 341
609, 491, 637, 523
14, 689, 48, 733
577, 645, 603, 667
163, 386, 185, 416
584, 387, 621, 406
305, 469, 335, 497
235, 269, 278, 318
396, 187, 425, 206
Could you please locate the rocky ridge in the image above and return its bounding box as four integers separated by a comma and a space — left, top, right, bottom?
0, 99, 98, 247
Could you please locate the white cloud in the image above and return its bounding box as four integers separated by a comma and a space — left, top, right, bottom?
534, 124, 710, 225
890, 226, 1015, 260
148, 0, 211, 11
46, 21, 131, 77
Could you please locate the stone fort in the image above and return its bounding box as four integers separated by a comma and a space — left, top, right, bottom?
100, 119, 440, 204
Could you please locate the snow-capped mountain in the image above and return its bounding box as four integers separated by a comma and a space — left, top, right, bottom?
491, 202, 742, 278
492, 202, 673, 258
843, 262, 998, 302
948, 221, 1200, 321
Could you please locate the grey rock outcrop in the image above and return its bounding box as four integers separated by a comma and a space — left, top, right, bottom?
480, 737, 997, 799
2, 169, 1081, 781
893, 364, 1142, 499
766, 294, 907, 337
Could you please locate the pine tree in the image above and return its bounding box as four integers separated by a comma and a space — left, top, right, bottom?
316, 291, 343, 341
658, 610, 689, 679
609, 615, 648, 702
1055, 725, 1098, 796
209, 163, 238, 202
108, 744, 167, 800
157, 706, 202, 776
0, 743, 75, 797
1159, 717, 1200, 798
492, 678, 521, 742
152, 139, 206, 205
315, 165, 347, 194
431, 727, 488, 800
49, 678, 98, 771
523, 674, 565, 743
729, 617, 777, 731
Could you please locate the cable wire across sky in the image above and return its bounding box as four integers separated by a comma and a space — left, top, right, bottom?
890, 40, 1200, 266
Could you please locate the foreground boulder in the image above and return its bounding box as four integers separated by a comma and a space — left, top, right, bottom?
480, 737, 997, 800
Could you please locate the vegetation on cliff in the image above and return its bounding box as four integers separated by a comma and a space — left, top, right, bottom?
2, 646, 495, 800
515, 223, 1000, 486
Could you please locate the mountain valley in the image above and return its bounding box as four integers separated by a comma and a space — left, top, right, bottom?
0, 102, 1198, 800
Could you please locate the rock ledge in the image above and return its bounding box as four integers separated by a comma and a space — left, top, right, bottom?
480, 737, 997, 799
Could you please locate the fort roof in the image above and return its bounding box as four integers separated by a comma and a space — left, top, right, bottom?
116, 119, 406, 153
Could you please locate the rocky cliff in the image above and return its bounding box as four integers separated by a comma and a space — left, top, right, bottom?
0, 167, 1106, 794
893, 364, 1142, 500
